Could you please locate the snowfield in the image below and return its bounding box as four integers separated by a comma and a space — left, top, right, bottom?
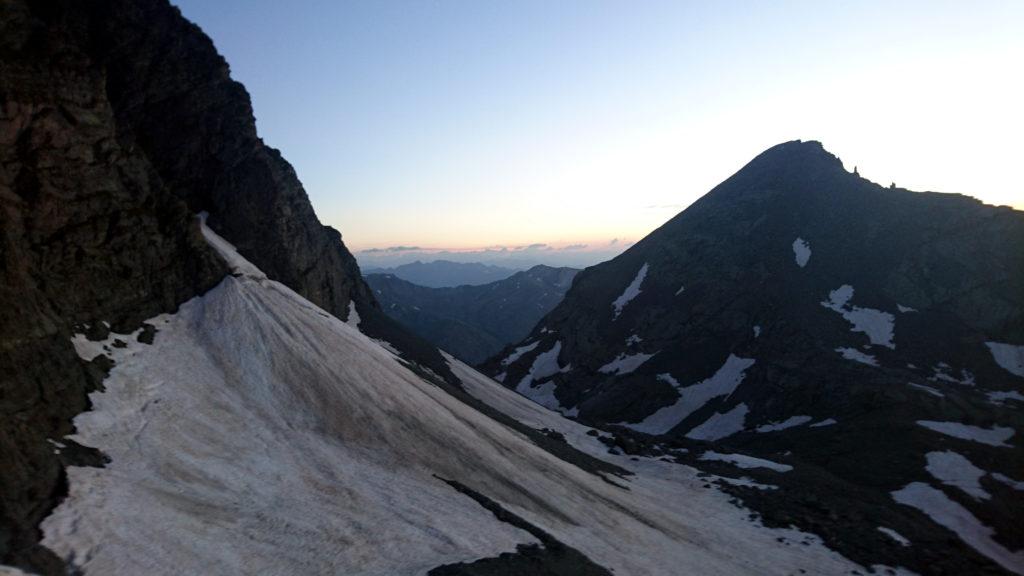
892, 483, 1024, 574
620, 355, 755, 435
611, 263, 648, 319
916, 421, 1015, 447
598, 351, 656, 375
792, 237, 811, 267
986, 341, 1024, 378
39, 219, 908, 575
821, 285, 895, 349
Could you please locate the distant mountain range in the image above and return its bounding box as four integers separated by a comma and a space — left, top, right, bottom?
485, 140, 1024, 575
363, 260, 518, 288
366, 265, 578, 364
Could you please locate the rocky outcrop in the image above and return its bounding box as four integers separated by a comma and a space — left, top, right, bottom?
487, 141, 1024, 575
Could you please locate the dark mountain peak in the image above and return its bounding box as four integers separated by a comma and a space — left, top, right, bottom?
487, 141, 1024, 576
708, 140, 852, 201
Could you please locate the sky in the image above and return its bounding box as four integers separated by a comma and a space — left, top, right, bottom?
174, 0, 1023, 268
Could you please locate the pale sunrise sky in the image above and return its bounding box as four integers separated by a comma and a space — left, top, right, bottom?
174, 0, 1023, 263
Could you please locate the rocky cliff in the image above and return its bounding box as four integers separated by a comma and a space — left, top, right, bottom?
0, 1, 445, 572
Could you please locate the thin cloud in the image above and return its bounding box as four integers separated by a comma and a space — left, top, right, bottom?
609, 238, 619, 246
362, 246, 423, 253
562, 243, 588, 250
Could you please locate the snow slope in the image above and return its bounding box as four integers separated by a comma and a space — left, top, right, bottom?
42, 220, 898, 575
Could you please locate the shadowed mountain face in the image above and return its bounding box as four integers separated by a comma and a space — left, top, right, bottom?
485, 140, 1024, 575
365, 260, 519, 288
0, 0, 451, 570
367, 266, 578, 364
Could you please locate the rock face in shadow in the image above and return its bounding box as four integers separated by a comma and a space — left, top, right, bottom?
367, 265, 579, 364
0, 1, 447, 572
0, 1, 226, 570
485, 140, 1024, 575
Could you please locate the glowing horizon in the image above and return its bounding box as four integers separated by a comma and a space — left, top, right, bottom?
173, 1, 1023, 255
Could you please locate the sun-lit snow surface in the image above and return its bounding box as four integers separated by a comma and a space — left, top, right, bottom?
611, 263, 648, 319
792, 238, 811, 267
986, 341, 1024, 378
700, 451, 792, 473
916, 421, 1015, 447
598, 351, 656, 375
924, 451, 990, 500
444, 356, 909, 575
620, 355, 755, 435
821, 285, 895, 349
892, 483, 1024, 575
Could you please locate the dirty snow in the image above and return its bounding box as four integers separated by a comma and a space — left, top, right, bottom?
598, 351, 656, 375
755, 415, 812, 433
686, 403, 749, 441
700, 451, 793, 473
621, 355, 756, 435
836, 347, 878, 366
925, 451, 990, 500
892, 482, 1024, 574
47, 223, 558, 575
986, 342, 1024, 378
501, 341, 540, 366
612, 263, 648, 319
877, 527, 911, 547
625, 334, 643, 345
809, 418, 838, 428
821, 285, 895, 348
916, 421, 1015, 447
792, 238, 811, 267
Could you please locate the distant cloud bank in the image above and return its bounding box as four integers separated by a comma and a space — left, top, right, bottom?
357, 238, 632, 270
